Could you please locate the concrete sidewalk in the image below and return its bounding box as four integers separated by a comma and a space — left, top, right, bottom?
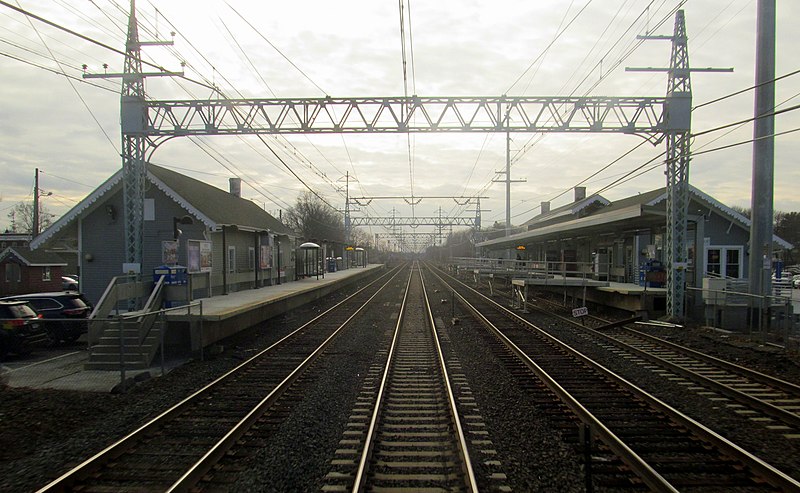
0, 350, 161, 392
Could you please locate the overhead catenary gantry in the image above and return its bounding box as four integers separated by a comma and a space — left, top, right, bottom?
349, 216, 475, 228
374, 232, 440, 253
99, 3, 698, 319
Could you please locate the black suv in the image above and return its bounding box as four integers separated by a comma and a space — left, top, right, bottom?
0, 300, 47, 358
0, 292, 90, 344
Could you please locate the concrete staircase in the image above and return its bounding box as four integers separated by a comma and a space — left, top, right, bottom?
85, 276, 166, 371
84, 320, 161, 370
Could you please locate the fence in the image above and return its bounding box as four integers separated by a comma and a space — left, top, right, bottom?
687, 284, 797, 350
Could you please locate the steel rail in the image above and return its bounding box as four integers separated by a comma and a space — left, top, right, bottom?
351, 266, 413, 492
428, 267, 678, 493
623, 325, 800, 395
36, 265, 402, 493
168, 265, 405, 491
430, 263, 800, 492
505, 287, 800, 429
352, 262, 477, 492
419, 264, 478, 493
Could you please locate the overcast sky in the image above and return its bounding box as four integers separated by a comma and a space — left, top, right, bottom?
1, 0, 798, 245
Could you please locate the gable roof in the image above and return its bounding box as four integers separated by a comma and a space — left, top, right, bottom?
479, 184, 792, 250
523, 194, 611, 227
32, 164, 292, 249
0, 246, 67, 266
147, 165, 291, 234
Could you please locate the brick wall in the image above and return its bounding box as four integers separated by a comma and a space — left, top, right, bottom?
0, 259, 63, 296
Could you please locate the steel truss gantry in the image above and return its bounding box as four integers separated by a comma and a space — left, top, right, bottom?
139, 95, 670, 138
350, 216, 476, 228
105, 4, 699, 319
375, 232, 440, 252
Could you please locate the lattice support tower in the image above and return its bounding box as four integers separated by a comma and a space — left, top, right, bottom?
121, 0, 146, 269
100, 6, 721, 320
630, 10, 731, 320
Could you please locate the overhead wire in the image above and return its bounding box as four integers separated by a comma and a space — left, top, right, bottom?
133, 2, 346, 213
0, 0, 218, 92
484, 1, 691, 224
15, 0, 119, 154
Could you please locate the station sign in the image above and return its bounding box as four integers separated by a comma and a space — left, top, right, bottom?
572, 306, 589, 318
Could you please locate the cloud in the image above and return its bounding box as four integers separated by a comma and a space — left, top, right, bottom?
0, 0, 797, 242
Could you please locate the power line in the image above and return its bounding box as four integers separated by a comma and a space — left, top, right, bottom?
0, 0, 216, 91
505, 0, 596, 94
17, 1, 119, 154
224, 1, 327, 95
693, 67, 800, 110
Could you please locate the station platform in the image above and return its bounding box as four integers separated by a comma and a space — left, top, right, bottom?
470, 271, 666, 317
511, 276, 610, 288
1, 264, 384, 393
168, 264, 384, 348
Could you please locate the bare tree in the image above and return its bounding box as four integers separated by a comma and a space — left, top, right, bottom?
284, 191, 345, 243
6, 201, 54, 234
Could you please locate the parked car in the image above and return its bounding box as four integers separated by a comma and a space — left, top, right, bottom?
62, 276, 79, 291
0, 300, 47, 358
0, 292, 90, 344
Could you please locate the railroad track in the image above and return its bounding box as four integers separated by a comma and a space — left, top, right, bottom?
324, 262, 479, 492
486, 274, 800, 436
36, 265, 403, 493
430, 263, 800, 491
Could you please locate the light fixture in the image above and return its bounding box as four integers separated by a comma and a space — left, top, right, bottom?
173, 215, 194, 240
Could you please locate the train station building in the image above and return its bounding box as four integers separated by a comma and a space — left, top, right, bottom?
475, 185, 792, 320
29, 164, 303, 306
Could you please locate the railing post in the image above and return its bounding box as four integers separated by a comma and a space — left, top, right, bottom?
118, 318, 126, 386
199, 300, 204, 362
786, 296, 791, 351
160, 309, 166, 376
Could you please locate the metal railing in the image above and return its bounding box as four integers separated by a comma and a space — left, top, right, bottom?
688, 284, 796, 349
452, 257, 619, 282
104, 300, 204, 389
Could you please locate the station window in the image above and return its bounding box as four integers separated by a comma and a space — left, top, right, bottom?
706, 246, 742, 279
42, 266, 51, 281
228, 246, 236, 273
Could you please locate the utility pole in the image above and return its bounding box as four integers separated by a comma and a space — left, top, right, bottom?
748, 0, 776, 304
32, 167, 51, 237
33, 167, 40, 237
492, 128, 525, 250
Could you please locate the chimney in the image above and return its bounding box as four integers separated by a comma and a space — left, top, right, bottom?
229, 177, 242, 198
574, 186, 586, 202
540, 201, 550, 214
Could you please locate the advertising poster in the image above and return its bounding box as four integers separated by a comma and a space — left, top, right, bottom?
188, 240, 213, 273
199, 240, 213, 272
162, 240, 178, 265
260, 245, 273, 269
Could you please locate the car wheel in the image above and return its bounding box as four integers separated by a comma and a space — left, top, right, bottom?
62, 333, 81, 344
44, 328, 61, 346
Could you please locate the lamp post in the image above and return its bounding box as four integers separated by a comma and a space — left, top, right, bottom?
173, 215, 194, 240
